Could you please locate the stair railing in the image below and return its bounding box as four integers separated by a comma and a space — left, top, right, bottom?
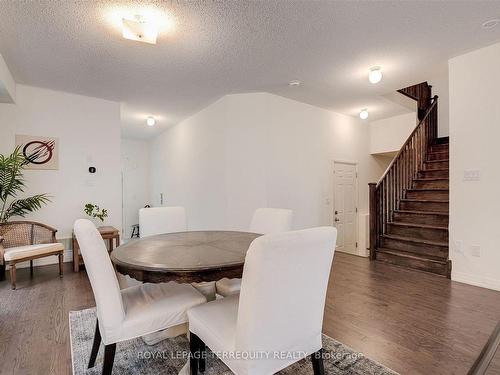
369, 96, 438, 259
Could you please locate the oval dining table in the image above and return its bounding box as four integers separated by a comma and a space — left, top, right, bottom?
110, 230, 262, 375
111, 230, 262, 283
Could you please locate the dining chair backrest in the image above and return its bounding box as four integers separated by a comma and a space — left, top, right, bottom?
73, 219, 125, 340
235, 227, 337, 373
249, 208, 293, 234
139, 206, 187, 237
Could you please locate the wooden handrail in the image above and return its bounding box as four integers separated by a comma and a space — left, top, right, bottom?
376, 96, 438, 189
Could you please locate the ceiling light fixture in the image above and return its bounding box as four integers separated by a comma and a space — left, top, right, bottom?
482, 19, 500, 29
359, 109, 369, 120
122, 15, 159, 44
147, 116, 156, 126
289, 80, 302, 87
368, 67, 382, 84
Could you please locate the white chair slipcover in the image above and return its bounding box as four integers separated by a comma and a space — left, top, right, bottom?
73, 219, 205, 373
189, 226, 337, 375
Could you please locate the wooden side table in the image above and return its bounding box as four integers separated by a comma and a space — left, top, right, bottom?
73, 226, 120, 272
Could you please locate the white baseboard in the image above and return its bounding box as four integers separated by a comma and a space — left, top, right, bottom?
452, 271, 500, 292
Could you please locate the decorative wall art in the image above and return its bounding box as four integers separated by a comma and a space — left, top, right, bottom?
15, 134, 59, 170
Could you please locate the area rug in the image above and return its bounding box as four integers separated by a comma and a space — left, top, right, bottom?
70, 308, 398, 375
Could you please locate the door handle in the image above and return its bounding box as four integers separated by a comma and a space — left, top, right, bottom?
334, 218, 340, 222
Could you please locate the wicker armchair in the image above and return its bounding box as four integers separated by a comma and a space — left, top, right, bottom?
0, 221, 64, 289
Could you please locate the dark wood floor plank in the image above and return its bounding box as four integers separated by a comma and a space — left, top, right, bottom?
1, 253, 500, 374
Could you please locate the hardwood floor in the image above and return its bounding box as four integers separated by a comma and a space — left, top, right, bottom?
1, 253, 499, 374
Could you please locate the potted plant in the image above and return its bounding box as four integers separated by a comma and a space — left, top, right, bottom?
0, 147, 50, 223
84, 203, 108, 227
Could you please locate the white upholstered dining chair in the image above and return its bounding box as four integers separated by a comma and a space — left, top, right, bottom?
73, 219, 206, 375
139, 206, 187, 237
118, 206, 188, 289
189, 226, 337, 375
216, 207, 293, 297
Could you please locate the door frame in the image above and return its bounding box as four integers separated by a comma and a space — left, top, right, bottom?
332, 160, 359, 256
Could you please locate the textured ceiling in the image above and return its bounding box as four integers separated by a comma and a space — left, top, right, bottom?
1, 1, 500, 139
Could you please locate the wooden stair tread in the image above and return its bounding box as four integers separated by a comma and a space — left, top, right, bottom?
377, 247, 449, 264
419, 168, 448, 172
406, 188, 448, 192
413, 177, 448, 181
389, 221, 448, 230
382, 234, 448, 247
395, 209, 448, 216
425, 159, 449, 163
400, 199, 448, 203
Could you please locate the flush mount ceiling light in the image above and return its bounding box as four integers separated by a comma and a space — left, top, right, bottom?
368, 67, 382, 84
146, 116, 156, 126
359, 109, 369, 120
482, 19, 500, 29
122, 15, 159, 44
289, 80, 302, 87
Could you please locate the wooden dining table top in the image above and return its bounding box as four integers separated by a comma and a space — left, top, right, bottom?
110, 230, 262, 283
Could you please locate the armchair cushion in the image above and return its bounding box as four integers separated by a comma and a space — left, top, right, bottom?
3, 242, 64, 261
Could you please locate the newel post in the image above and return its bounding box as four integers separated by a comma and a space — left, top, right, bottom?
368, 183, 377, 260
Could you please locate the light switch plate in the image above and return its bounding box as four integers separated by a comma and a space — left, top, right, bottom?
463, 170, 480, 181
453, 240, 463, 254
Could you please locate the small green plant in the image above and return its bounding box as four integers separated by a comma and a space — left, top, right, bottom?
0, 147, 50, 223
84, 203, 108, 223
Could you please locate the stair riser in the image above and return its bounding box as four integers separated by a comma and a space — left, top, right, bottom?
381, 237, 448, 259
387, 224, 449, 242
394, 212, 449, 226
430, 144, 449, 153
427, 151, 449, 161
376, 251, 449, 277
424, 161, 449, 170
405, 190, 449, 200
399, 200, 448, 212
418, 170, 448, 179
414, 180, 449, 189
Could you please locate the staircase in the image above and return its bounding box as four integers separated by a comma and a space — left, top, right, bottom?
369, 83, 451, 278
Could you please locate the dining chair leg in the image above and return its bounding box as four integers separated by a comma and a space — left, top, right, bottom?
88, 320, 102, 368
102, 343, 116, 375
190, 332, 200, 375
10, 263, 16, 290
0, 263, 5, 281
198, 336, 206, 373
311, 348, 325, 375
58, 253, 64, 278
30, 260, 34, 277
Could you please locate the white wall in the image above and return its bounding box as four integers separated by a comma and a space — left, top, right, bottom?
429, 65, 450, 138
369, 112, 417, 155
0, 85, 122, 264
449, 42, 500, 290
151, 92, 385, 251
0, 54, 15, 103
121, 138, 151, 239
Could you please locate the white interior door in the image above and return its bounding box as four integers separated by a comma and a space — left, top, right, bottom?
334, 162, 358, 254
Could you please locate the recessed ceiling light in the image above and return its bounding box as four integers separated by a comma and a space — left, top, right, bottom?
289, 80, 302, 87
147, 116, 156, 126
368, 67, 382, 84
359, 109, 369, 120
482, 19, 500, 29
122, 15, 158, 44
